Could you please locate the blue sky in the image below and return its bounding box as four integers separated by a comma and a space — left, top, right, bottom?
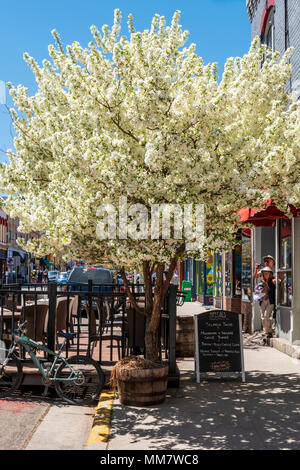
0, 0, 250, 162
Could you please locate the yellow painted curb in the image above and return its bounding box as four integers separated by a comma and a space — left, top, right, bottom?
88, 389, 115, 444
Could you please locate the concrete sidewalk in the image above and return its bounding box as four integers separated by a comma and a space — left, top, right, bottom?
176, 302, 212, 317
25, 404, 95, 450
97, 341, 300, 451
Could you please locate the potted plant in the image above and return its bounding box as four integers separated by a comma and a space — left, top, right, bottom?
111, 356, 169, 406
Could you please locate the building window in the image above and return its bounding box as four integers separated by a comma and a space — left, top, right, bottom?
213, 253, 222, 298
265, 10, 275, 51
278, 219, 292, 307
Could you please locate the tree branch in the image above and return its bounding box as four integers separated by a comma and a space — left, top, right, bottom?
161, 242, 185, 299
120, 266, 146, 316
92, 94, 140, 143
5, 105, 53, 159
142, 260, 153, 314
110, 116, 140, 143
150, 262, 164, 332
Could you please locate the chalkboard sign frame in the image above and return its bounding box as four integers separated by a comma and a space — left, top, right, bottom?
194, 310, 246, 383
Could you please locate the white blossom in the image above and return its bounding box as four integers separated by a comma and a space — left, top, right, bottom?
0, 11, 299, 267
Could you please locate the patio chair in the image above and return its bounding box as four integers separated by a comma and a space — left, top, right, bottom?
21, 304, 49, 358
69, 294, 86, 334
7, 304, 48, 345
88, 299, 128, 361
126, 305, 146, 355
55, 297, 71, 349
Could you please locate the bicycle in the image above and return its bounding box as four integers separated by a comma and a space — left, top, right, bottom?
0, 321, 104, 405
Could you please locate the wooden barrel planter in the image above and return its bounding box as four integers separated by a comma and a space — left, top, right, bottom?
116, 364, 169, 406
176, 316, 194, 357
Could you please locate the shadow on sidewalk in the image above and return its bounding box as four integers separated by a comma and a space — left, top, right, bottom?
109, 368, 300, 450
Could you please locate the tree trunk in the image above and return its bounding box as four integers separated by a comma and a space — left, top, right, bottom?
122, 243, 185, 363
145, 316, 160, 362
144, 262, 164, 361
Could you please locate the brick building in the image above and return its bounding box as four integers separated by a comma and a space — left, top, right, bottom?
247, 0, 300, 97
6, 215, 42, 282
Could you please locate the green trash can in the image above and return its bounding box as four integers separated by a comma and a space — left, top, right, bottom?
182, 280, 192, 302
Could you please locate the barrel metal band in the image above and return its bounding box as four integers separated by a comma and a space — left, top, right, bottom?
120, 390, 166, 397
117, 374, 168, 383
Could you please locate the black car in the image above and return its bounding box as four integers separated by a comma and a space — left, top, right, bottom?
67, 266, 114, 292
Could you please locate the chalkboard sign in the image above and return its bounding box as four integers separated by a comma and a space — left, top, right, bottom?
194, 310, 245, 383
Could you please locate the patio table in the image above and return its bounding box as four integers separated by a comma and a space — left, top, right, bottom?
0, 308, 22, 319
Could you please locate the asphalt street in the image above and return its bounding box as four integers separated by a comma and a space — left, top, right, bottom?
0, 387, 50, 450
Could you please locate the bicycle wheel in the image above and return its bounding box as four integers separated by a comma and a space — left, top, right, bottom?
54, 355, 104, 405
0, 354, 23, 398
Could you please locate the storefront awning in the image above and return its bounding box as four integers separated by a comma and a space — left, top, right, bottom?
8, 248, 27, 262
238, 201, 299, 227
40, 259, 55, 267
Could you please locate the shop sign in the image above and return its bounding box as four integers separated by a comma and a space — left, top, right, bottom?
194, 310, 245, 383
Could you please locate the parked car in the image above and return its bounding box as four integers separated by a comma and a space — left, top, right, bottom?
48, 270, 59, 281
67, 266, 114, 292
56, 272, 69, 285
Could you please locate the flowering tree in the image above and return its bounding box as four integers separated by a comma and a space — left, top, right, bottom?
1, 10, 299, 360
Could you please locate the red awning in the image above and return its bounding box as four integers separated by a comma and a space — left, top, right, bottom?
238, 200, 298, 227
241, 228, 252, 237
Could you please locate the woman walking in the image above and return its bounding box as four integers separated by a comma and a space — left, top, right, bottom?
259, 266, 276, 339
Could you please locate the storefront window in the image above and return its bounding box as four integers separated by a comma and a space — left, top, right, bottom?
199, 262, 205, 295
278, 271, 293, 307
206, 252, 214, 297
233, 244, 242, 297
195, 261, 205, 295
213, 253, 222, 298
195, 261, 200, 295
225, 238, 243, 298
184, 258, 191, 282
241, 233, 252, 301
190, 258, 194, 286
279, 219, 292, 269
225, 251, 232, 297
278, 219, 292, 307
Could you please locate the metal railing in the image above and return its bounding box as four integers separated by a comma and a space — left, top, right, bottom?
0, 281, 177, 373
